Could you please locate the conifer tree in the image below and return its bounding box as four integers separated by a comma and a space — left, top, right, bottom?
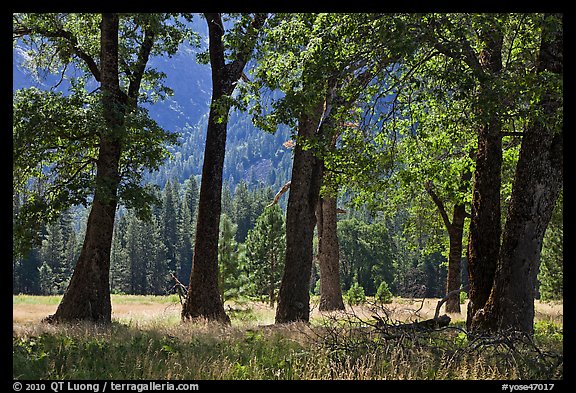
218, 214, 247, 304
162, 179, 180, 276
233, 181, 253, 243
245, 205, 286, 306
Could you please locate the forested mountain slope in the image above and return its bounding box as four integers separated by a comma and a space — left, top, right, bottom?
13, 40, 293, 192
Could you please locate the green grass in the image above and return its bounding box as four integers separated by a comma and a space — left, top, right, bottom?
13, 295, 63, 305
13, 322, 318, 379
13, 295, 563, 380
12, 294, 182, 305
110, 294, 182, 304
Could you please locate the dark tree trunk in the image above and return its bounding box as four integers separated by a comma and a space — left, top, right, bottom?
275, 106, 324, 323
317, 196, 345, 311
182, 13, 231, 324
466, 123, 502, 329
445, 203, 466, 313
181, 109, 231, 323
465, 28, 504, 330
471, 14, 563, 335
424, 180, 468, 314
48, 13, 123, 323
275, 67, 370, 324
182, 13, 265, 324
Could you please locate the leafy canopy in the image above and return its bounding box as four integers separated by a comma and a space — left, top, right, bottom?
13, 13, 195, 256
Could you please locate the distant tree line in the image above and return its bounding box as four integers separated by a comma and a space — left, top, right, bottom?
13, 176, 563, 304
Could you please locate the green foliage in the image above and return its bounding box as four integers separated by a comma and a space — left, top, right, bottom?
460, 290, 468, 305
375, 281, 393, 304
338, 217, 395, 295
12, 88, 99, 255
248, 14, 411, 136
346, 282, 366, 306
534, 321, 563, 347
12, 249, 41, 295
118, 212, 169, 295
12, 13, 189, 257
245, 205, 285, 305
218, 215, 248, 303
538, 193, 563, 301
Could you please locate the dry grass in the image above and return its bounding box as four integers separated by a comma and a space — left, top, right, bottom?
13, 294, 563, 329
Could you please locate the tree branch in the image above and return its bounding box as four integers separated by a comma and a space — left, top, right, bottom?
426, 16, 484, 77
226, 13, 267, 82
434, 287, 465, 320
14, 23, 101, 82
127, 27, 156, 102
267, 181, 291, 208
424, 180, 452, 232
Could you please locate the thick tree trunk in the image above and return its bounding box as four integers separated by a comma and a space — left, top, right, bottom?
48, 13, 123, 324
182, 54, 230, 324
183, 13, 265, 324
471, 14, 563, 335
181, 15, 231, 323
48, 195, 117, 323
445, 203, 466, 313
275, 63, 369, 324
317, 196, 345, 311
465, 28, 504, 330
466, 122, 502, 329
275, 107, 324, 323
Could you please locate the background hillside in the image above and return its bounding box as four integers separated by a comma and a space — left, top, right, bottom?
13, 38, 293, 192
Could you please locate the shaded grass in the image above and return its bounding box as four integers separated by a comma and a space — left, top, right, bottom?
13, 319, 562, 380
13, 321, 318, 379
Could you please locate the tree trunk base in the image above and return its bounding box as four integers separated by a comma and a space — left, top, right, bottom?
319, 298, 345, 312
181, 297, 231, 325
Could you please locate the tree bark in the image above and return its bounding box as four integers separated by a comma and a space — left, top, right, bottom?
275, 71, 369, 322
182, 13, 266, 324
47, 13, 123, 323
471, 14, 563, 335
466, 123, 502, 330
317, 196, 345, 311
275, 105, 325, 323
445, 203, 466, 313
465, 28, 504, 330
424, 180, 467, 314
182, 13, 231, 324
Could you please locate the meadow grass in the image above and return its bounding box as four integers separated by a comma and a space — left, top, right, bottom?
13, 295, 563, 380
13, 295, 63, 305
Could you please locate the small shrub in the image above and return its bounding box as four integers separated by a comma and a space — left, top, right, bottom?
459, 291, 468, 304
375, 281, 393, 304
346, 283, 366, 305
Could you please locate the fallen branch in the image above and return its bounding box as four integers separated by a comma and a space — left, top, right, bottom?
433, 287, 464, 320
